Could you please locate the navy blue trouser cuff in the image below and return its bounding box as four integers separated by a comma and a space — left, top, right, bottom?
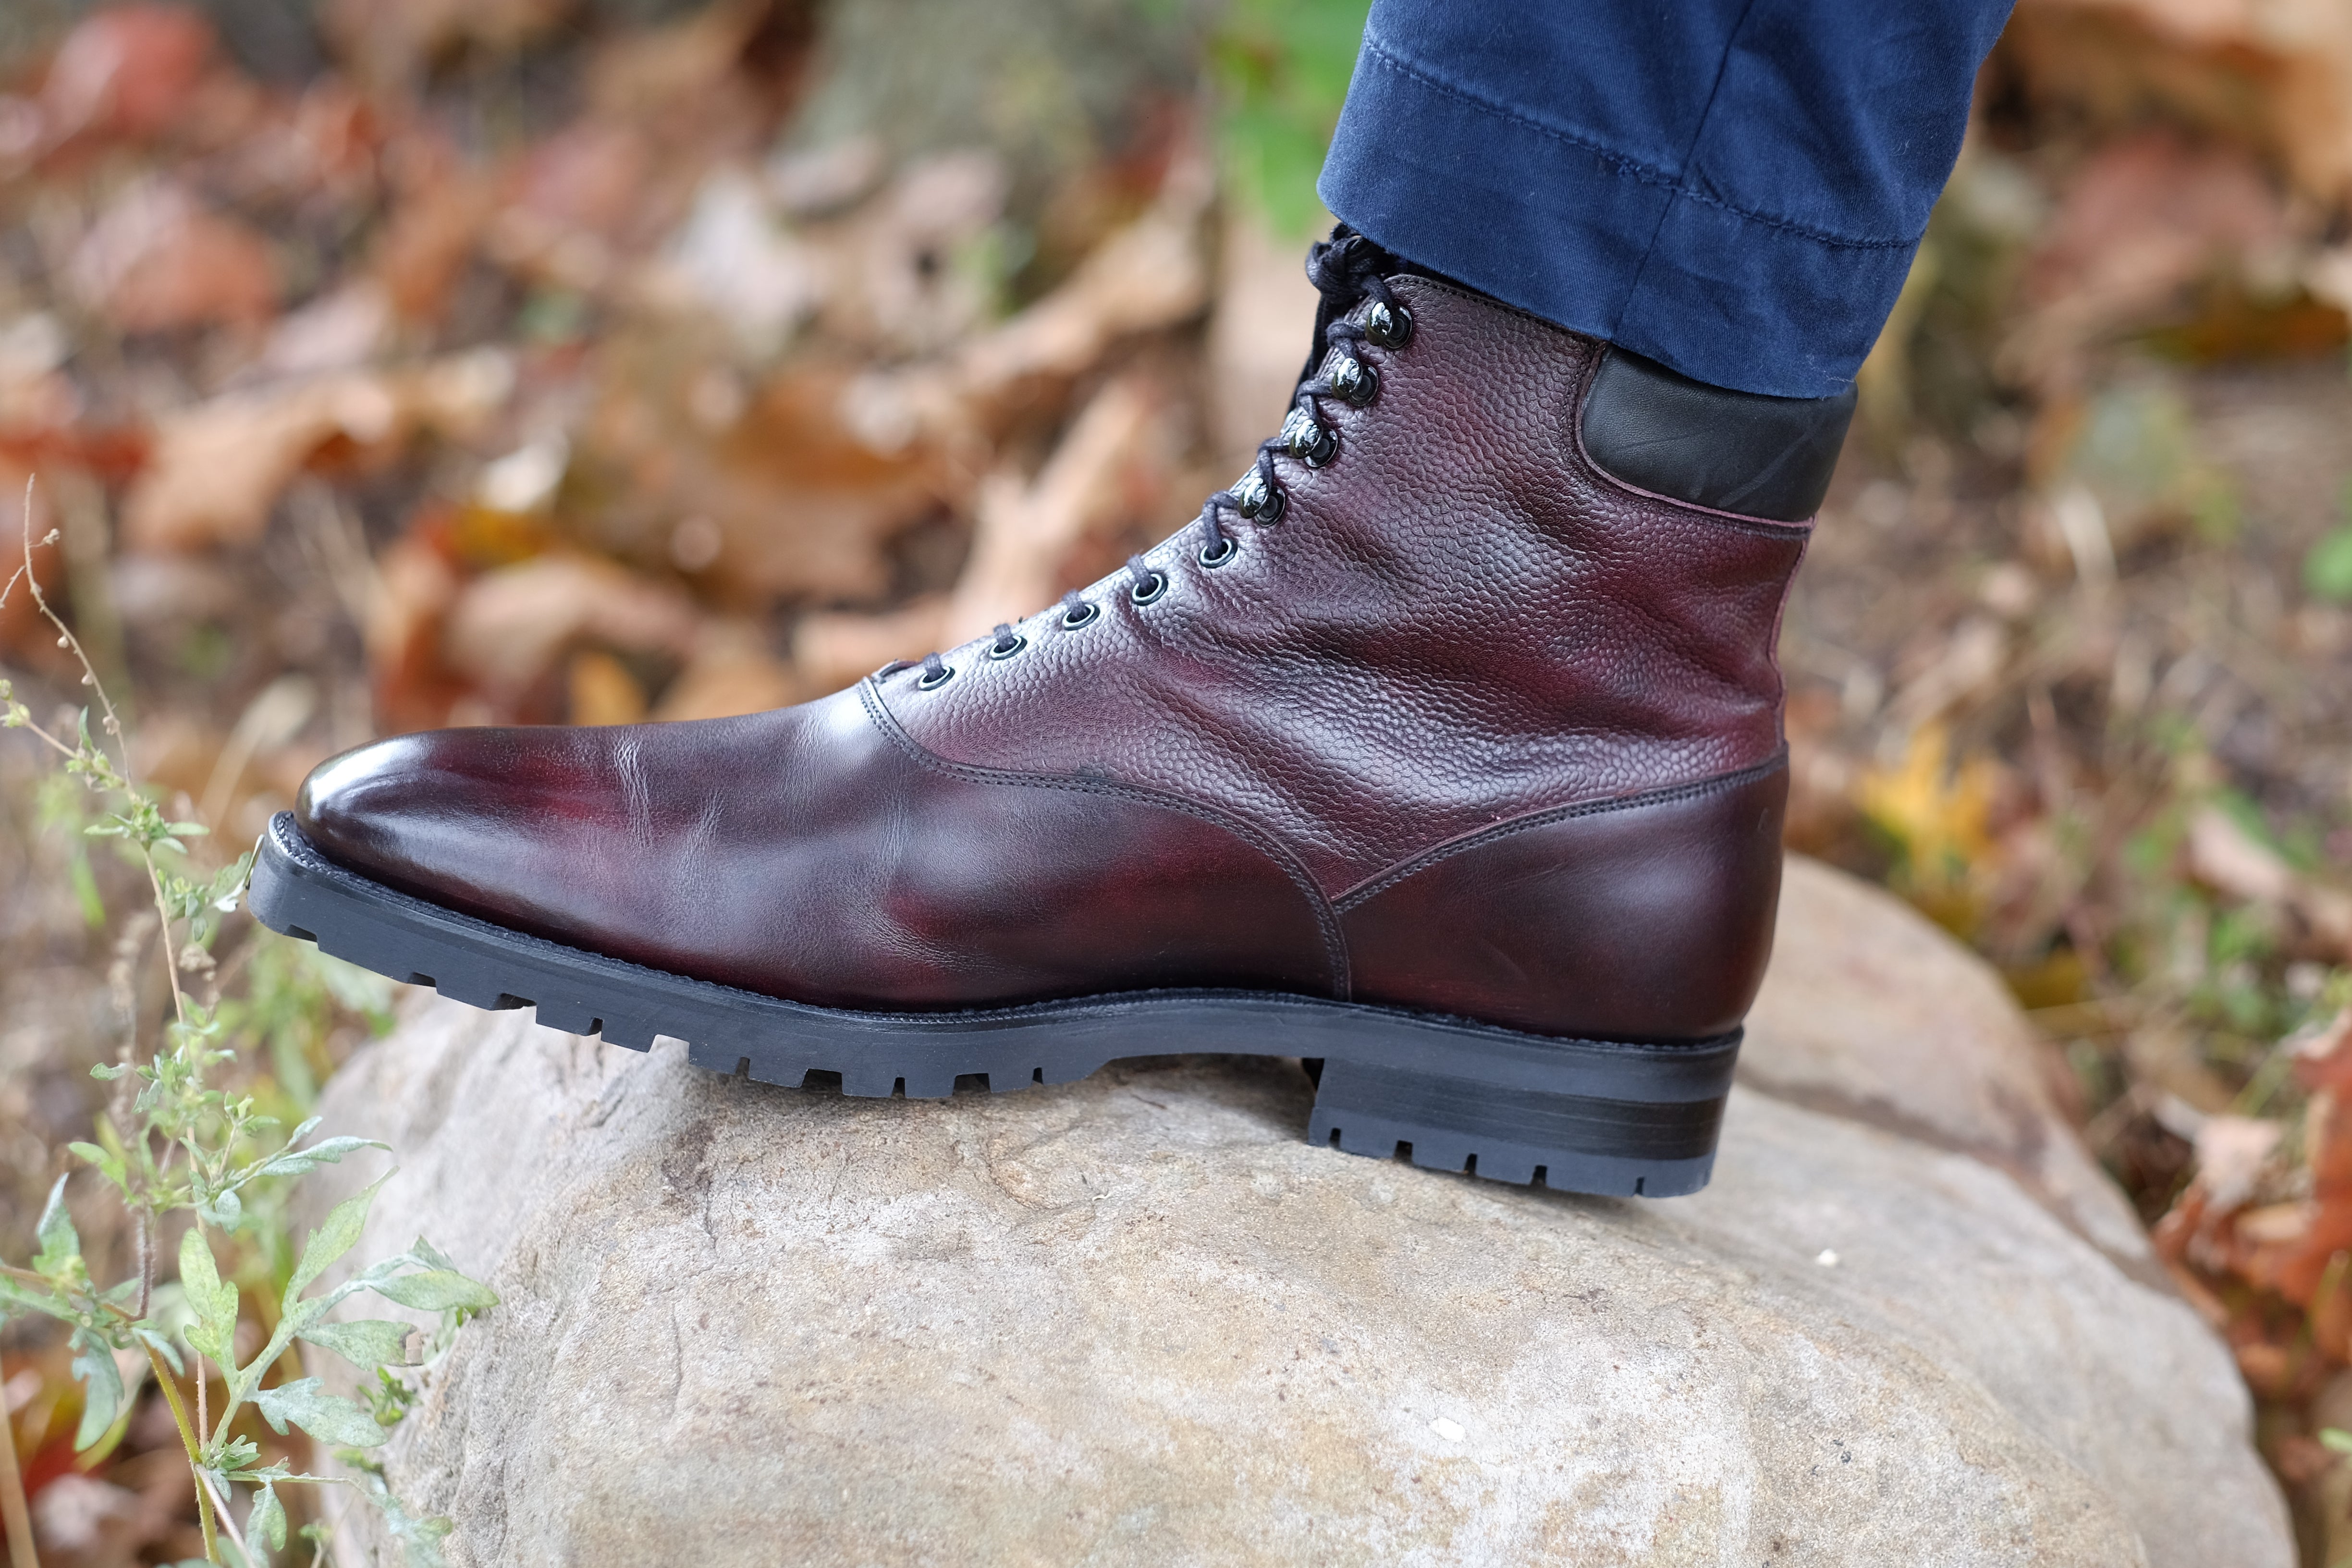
1318, 2, 2015, 398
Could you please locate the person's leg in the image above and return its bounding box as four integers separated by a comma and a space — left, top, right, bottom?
1318, 0, 2016, 400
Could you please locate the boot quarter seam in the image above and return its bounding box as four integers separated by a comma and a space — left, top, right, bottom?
858, 679, 1354, 997
1332, 749, 1790, 912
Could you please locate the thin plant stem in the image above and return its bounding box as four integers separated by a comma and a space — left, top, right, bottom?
0, 1380, 39, 1568
145, 1343, 218, 1564
200, 1468, 252, 1566
15, 481, 186, 1029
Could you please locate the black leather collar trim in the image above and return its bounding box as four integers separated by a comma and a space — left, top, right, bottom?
1580, 348, 1855, 523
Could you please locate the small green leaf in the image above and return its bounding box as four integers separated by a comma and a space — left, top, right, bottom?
87, 1062, 127, 1081
252, 1135, 386, 1183
289, 1177, 386, 1299
210, 1434, 260, 1475
297, 1318, 417, 1371
0, 1273, 73, 1323
249, 1482, 287, 1551
70, 1331, 124, 1450
66, 1139, 126, 1189
2308, 527, 2352, 601
2321, 1426, 2352, 1456
179, 1227, 240, 1367
200, 1185, 245, 1233
252, 1377, 386, 1448
367, 1270, 498, 1315
34, 1175, 81, 1279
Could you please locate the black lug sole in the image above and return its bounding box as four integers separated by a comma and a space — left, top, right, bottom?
248, 813, 1737, 1198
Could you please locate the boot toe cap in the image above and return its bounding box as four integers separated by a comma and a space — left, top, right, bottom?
294, 731, 500, 897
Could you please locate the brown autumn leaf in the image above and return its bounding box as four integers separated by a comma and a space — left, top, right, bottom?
441, 552, 699, 704
1206, 204, 1324, 474
2159, 1007, 2352, 1309
939, 374, 1166, 648
813, 150, 1010, 357
792, 596, 948, 695
839, 155, 1213, 454
2001, 133, 2291, 391
36, 3, 215, 146
566, 648, 648, 726
484, 121, 659, 292
69, 180, 282, 335
369, 138, 500, 323
120, 353, 514, 552
2186, 804, 2352, 956
576, 349, 940, 604
2003, 0, 2352, 205
654, 621, 799, 720
0, 466, 72, 676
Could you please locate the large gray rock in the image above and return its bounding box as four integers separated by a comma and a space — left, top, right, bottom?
310, 858, 2290, 1567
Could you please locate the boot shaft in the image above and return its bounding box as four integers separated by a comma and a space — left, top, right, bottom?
884, 274, 1813, 898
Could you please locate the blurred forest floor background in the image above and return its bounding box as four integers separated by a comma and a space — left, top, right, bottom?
0, 0, 2350, 1560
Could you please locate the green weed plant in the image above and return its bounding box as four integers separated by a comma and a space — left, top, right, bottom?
0, 484, 492, 1568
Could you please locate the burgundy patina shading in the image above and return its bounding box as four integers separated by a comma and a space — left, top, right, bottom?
297, 272, 1808, 1047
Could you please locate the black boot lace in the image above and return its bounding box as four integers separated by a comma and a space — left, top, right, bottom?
891, 225, 1411, 688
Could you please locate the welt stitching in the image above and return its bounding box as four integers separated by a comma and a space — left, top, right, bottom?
1333, 750, 1789, 912
1359, 34, 1914, 254
857, 681, 1352, 995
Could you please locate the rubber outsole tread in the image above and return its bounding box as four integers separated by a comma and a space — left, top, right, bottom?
249, 813, 1736, 1197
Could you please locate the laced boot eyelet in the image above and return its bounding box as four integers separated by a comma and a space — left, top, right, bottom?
987, 634, 1027, 660
1280, 408, 1339, 468
1060, 601, 1100, 630
1198, 536, 1238, 568
1233, 471, 1286, 525
1129, 571, 1168, 606
1328, 355, 1378, 406
917, 663, 956, 690
1365, 301, 1412, 349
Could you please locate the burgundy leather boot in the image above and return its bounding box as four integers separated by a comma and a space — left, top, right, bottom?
253, 231, 1853, 1197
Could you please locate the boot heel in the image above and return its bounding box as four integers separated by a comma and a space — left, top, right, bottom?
1306, 1033, 1736, 1198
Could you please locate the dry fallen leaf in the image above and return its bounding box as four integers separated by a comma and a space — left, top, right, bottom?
653, 166, 825, 355
1206, 204, 1324, 474
257, 282, 392, 379
940, 374, 1164, 647
2005, 0, 2352, 206
37, 3, 215, 146
793, 595, 948, 695
654, 621, 798, 720
442, 552, 698, 702
841, 156, 1213, 454
567, 648, 648, 725
323, 0, 573, 92
369, 141, 499, 323
120, 352, 514, 552
2001, 133, 2292, 391
70, 180, 281, 335
2192, 1114, 2287, 1215
2187, 804, 2352, 954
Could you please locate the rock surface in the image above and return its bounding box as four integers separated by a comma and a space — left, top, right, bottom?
309, 858, 2291, 1567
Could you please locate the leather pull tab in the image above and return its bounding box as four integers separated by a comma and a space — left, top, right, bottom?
1580, 348, 1856, 523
